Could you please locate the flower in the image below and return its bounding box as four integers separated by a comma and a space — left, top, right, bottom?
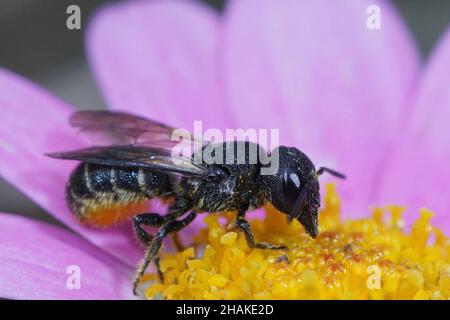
0, 0, 449, 299
146, 185, 450, 299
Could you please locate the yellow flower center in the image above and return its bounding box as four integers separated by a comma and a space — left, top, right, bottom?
144, 184, 450, 300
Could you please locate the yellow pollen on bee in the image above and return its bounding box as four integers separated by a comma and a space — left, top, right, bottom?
80, 200, 149, 227
143, 184, 450, 300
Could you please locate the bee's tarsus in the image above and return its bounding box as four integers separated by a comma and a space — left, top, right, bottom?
235, 208, 287, 251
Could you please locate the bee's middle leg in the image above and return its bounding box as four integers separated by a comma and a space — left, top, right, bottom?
234, 207, 287, 250
132, 210, 197, 295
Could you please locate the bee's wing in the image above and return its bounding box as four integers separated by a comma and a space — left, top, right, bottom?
70, 110, 202, 148
47, 145, 207, 177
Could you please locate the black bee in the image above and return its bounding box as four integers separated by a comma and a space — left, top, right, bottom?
47, 110, 345, 295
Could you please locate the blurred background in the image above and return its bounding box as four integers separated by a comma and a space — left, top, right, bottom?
1, 0, 450, 225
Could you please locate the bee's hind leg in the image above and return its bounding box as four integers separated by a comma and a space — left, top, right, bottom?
133, 197, 190, 246
132, 213, 166, 288
132, 210, 197, 295
234, 206, 287, 250
133, 213, 167, 246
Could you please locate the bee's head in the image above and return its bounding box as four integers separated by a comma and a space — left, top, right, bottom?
262, 146, 345, 238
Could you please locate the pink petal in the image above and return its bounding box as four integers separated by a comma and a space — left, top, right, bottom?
86, 0, 233, 132
224, 0, 420, 217
0, 68, 143, 267
0, 213, 133, 299
379, 26, 450, 233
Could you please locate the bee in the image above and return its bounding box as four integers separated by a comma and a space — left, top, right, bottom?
47, 110, 345, 294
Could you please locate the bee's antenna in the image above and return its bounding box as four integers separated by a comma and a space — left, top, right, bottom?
317, 167, 346, 179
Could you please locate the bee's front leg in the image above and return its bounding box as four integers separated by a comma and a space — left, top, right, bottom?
133, 210, 197, 295
233, 206, 287, 250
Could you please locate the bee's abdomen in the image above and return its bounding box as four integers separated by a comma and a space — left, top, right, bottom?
66, 163, 172, 227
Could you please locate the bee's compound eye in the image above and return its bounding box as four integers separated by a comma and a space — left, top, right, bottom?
283, 170, 302, 212
206, 166, 230, 181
